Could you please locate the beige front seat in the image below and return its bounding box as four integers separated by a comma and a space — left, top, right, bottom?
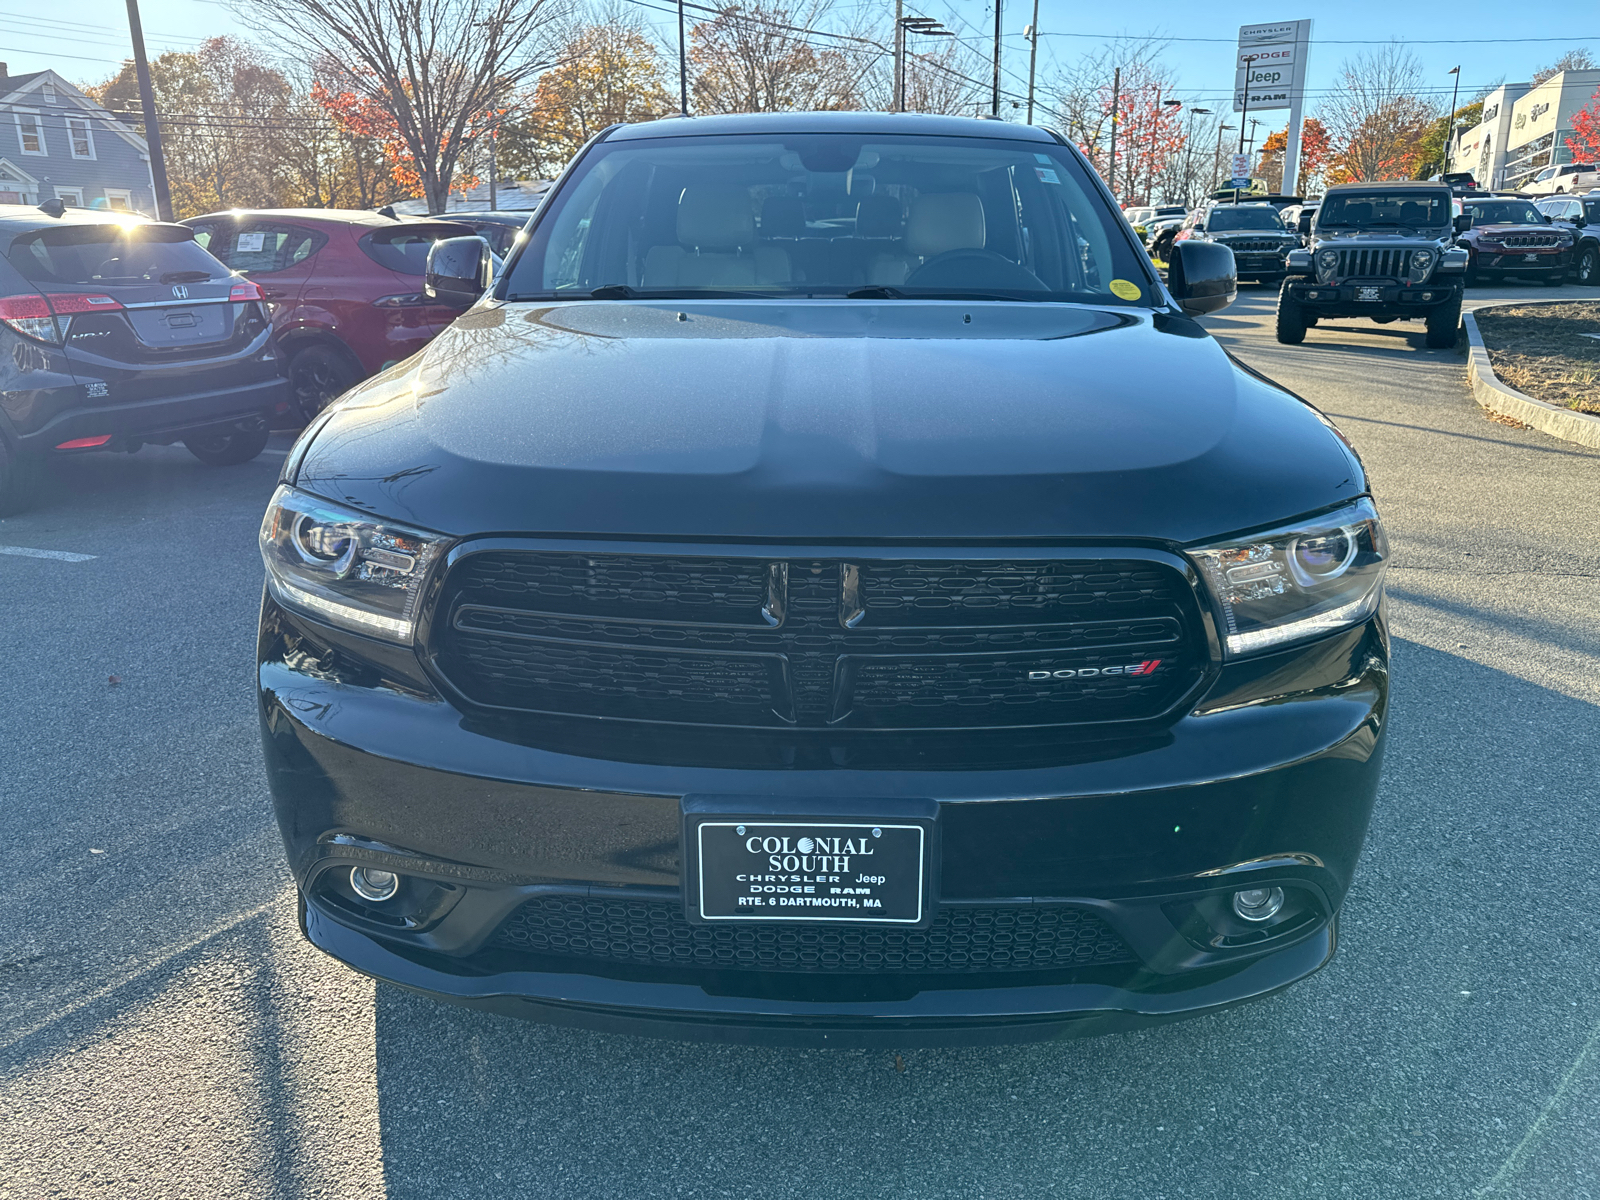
866, 192, 986, 285
643, 187, 791, 287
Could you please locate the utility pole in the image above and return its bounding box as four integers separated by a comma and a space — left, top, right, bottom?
124, 0, 172, 221
894, 0, 903, 112
1024, 0, 1040, 125
991, 0, 1002, 117
678, 0, 689, 115
1108, 66, 1120, 199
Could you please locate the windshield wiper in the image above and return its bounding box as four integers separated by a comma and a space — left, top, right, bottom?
844, 286, 1046, 302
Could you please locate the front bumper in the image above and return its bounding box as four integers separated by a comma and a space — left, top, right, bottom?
1288, 279, 1461, 316
259, 595, 1389, 1045
1475, 248, 1570, 274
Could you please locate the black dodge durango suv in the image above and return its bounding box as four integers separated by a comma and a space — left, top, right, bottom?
258, 112, 1390, 1046
0, 204, 286, 513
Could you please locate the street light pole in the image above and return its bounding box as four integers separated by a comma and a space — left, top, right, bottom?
124, 0, 172, 221
1447, 65, 1461, 173
1236, 54, 1259, 203
1189, 107, 1212, 205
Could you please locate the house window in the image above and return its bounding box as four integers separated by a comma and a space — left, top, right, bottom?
16, 112, 44, 155
103, 188, 133, 212
55, 190, 82, 207
66, 118, 93, 160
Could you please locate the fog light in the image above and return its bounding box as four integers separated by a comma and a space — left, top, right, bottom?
350, 866, 399, 902
1232, 887, 1285, 922
1305, 290, 1319, 299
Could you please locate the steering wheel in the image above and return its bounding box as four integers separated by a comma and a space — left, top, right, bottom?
905, 248, 1048, 291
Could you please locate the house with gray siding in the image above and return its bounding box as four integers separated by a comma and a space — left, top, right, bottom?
0, 62, 154, 213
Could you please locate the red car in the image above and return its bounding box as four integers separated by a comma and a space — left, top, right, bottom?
182, 209, 477, 418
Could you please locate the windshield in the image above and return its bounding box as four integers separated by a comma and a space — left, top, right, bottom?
1464, 200, 1546, 226
1206, 207, 1286, 232
1317, 191, 1451, 229
501, 132, 1155, 305
6, 224, 223, 286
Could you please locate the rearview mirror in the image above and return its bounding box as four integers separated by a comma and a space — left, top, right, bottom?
1167, 240, 1236, 317
425, 236, 493, 306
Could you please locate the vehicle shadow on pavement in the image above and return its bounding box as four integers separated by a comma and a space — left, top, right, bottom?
360, 637, 1600, 1200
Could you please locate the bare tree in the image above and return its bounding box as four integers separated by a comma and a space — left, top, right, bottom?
232, 0, 567, 212
1044, 39, 1174, 196
1318, 43, 1439, 182
689, 1, 865, 113
1533, 49, 1597, 87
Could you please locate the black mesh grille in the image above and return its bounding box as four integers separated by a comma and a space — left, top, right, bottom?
490, 895, 1136, 974
432, 550, 1205, 730
1220, 239, 1287, 254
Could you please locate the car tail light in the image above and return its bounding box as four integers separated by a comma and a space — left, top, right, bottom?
0, 294, 59, 342
56, 435, 113, 449
230, 280, 266, 302
46, 293, 123, 314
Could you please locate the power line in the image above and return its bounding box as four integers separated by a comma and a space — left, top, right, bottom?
1035, 30, 1600, 45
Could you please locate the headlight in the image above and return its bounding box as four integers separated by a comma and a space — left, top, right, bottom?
259, 485, 449, 642
1186, 498, 1389, 656
1411, 250, 1433, 269
1316, 249, 1339, 269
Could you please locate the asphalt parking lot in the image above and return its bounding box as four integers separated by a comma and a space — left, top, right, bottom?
3, 281, 1600, 1199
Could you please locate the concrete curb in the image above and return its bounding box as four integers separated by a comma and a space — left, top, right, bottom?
1461, 304, 1600, 449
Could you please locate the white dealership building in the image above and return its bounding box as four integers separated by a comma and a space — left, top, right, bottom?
1449, 70, 1600, 189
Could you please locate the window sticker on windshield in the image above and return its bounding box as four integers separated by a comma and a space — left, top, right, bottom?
236, 232, 266, 253
1109, 279, 1141, 300
1035, 167, 1061, 185
1035, 153, 1051, 164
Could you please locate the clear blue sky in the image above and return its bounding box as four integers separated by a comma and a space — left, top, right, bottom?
4, 0, 1593, 144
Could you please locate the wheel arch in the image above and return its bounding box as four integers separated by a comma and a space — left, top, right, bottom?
277, 330, 366, 380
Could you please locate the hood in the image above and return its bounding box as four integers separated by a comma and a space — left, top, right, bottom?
294, 300, 1364, 544
1472, 223, 1562, 236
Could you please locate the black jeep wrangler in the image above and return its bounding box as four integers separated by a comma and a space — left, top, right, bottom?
1276, 181, 1468, 348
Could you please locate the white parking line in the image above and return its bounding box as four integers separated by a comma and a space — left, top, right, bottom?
0, 545, 97, 562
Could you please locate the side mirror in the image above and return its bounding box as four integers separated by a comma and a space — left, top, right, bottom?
1453, 214, 1473, 234
425, 236, 493, 306
1167, 240, 1236, 317
1298, 213, 1313, 235
1576, 214, 1588, 228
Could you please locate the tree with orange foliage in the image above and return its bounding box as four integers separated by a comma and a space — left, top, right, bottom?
1256, 118, 1331, 194
312, 73, 484, 203
513, 22, 671, 178
237, 0, 563, 213
1567, 88, 1600, 164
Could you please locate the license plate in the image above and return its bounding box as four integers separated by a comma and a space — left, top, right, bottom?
1356, 286, 1382, 301
689, 818, 929, 924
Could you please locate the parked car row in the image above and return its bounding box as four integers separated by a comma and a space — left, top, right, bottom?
0, 200, 531, 513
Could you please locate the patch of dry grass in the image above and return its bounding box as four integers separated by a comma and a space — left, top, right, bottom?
1474, 302, 1600, 414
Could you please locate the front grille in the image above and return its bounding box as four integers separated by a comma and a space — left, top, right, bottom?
1221, 239, 1287, 254
1496, 234, 1562, 248
1334, 247, 1408, 280
490, 894, 1137, 974
431, 550, 1206, 730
